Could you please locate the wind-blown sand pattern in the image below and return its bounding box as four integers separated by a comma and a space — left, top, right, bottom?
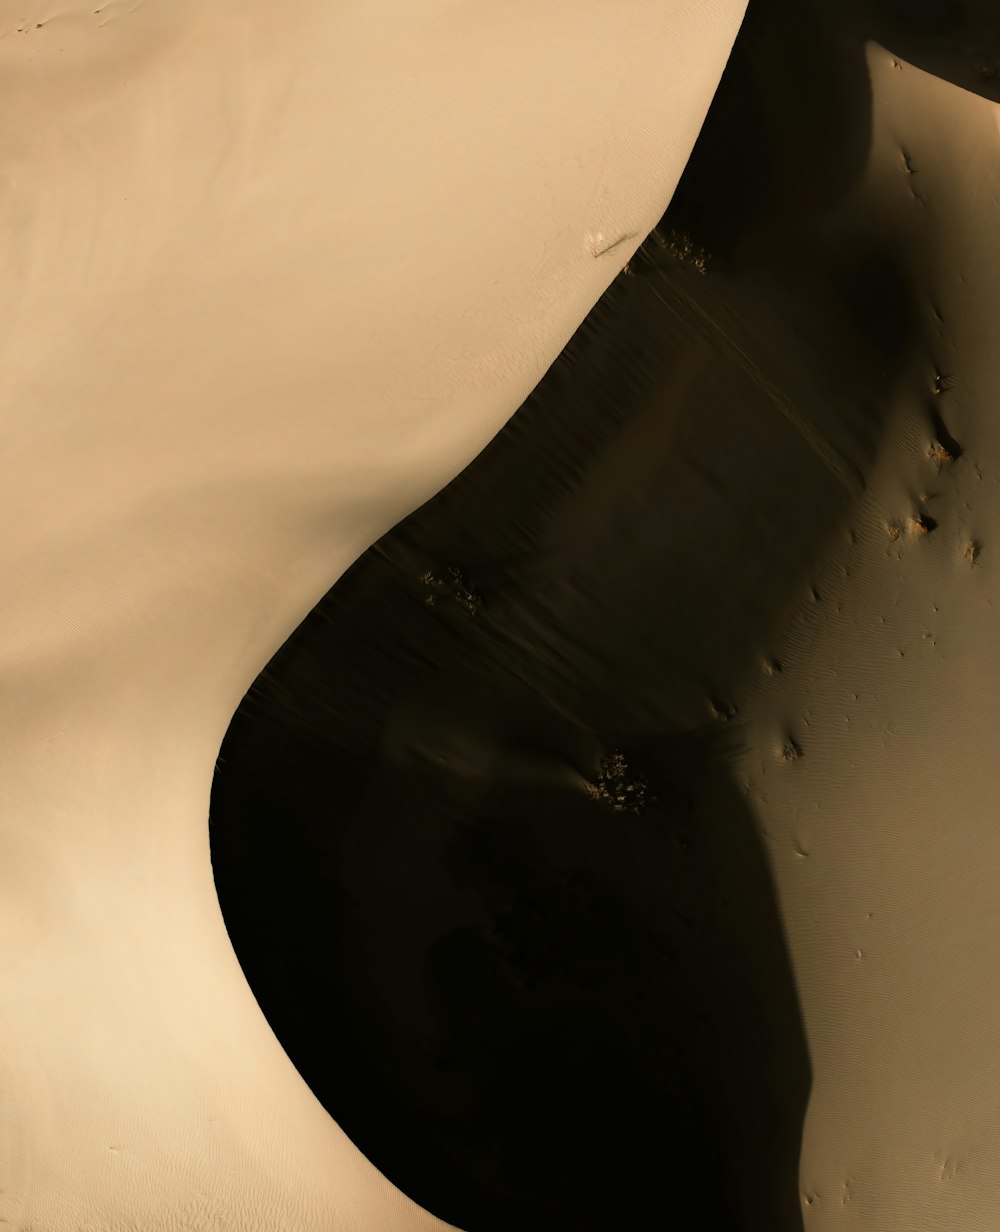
0, 1, 749, 1229
210, 4, 1000, 1230
9, 1, 1000, 1230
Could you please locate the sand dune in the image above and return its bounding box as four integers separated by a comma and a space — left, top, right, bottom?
0, 2, 748, 1228
743, 43, 1000, 1230
11, 1, 1000, 1228
207, 9, 1000, 1230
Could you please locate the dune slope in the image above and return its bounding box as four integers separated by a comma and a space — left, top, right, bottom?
0, 2, 748, 1229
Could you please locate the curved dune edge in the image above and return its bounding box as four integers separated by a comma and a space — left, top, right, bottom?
739, 45, 1000, 1228
0, 2, 747, 1228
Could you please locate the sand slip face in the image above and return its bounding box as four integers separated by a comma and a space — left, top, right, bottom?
736, 43, 1000, 1230
0, 2, 747, 1228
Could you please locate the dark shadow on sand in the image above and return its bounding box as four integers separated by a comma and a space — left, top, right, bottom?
208, 2, 986, 1228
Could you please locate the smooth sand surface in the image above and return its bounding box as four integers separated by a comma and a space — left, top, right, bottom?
0, 1, 747, 1228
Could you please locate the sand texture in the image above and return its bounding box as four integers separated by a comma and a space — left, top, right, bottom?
8, 1, 1000, 1230
0, 1, 747, 1229
210, 8, 1000, 1232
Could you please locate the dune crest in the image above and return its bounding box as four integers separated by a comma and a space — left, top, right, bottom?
0, 2, 747, 1227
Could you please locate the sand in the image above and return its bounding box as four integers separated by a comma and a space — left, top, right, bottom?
742, 44, 1000, 1230
204, 10, 1000, 1231
0, 1, 748, 1228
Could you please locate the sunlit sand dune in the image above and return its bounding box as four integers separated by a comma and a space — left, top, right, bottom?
0, 1, 747, 1227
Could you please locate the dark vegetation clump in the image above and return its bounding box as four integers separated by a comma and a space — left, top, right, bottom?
585, 750, 653, 814
420, 565, 483, 613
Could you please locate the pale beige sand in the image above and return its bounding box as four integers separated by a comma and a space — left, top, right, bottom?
0, 2, 747, 1227
739, 44, 1000, 1230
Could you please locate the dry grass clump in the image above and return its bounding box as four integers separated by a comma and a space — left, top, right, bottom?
420, 566, 482, 613
651, 225, 709, 274
585, 751, 651, 814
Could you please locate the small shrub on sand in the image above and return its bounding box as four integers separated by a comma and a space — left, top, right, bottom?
585, 751, 651, 815
419, 566, 482, 613
651, 225, 709, 274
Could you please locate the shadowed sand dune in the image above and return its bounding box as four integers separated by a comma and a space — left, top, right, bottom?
8, 0, 1000, 1228
211, 4, 1000, 1231
0, 1, 750, 1229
